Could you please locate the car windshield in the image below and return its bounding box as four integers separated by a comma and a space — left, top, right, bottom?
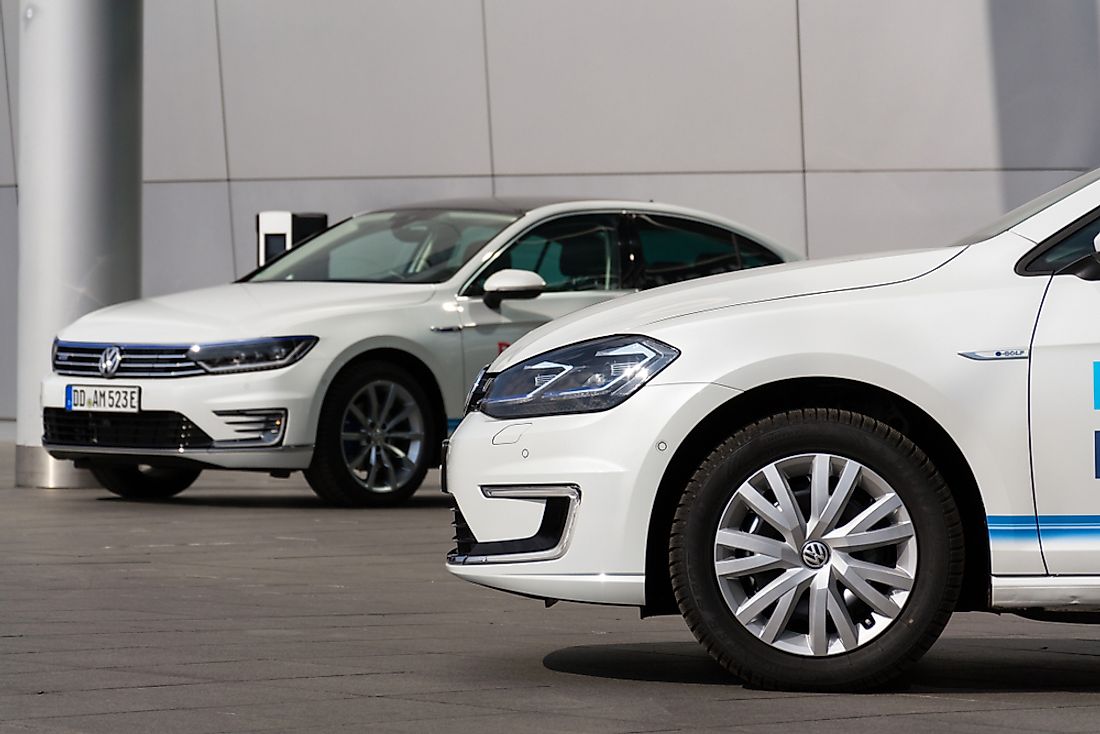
247, 209, 518, 284
953, 167, 1100, 246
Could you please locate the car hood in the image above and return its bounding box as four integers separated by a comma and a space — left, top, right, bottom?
494, 246, 965, 369
57, 281, 437, 343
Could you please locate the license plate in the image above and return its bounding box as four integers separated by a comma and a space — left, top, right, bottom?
65, 385, 141, 413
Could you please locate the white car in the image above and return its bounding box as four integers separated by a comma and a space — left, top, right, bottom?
41, 198, 790, 505
446, 169, 1100, 690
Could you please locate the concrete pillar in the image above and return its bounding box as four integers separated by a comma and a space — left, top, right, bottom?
15, 0, 143, 487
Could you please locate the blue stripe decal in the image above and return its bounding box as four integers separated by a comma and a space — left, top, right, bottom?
1094, 361, 1100, 409
989, 515, 1100, 543
987, 515, 1040, 543
446, 418, 461, 435
987, 515, 1036, 525
1037, 514, 1100, 541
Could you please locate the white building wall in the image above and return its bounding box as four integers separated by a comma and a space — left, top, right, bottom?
2, 0, 1100, 419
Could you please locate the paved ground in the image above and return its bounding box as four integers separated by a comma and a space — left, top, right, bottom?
3, 444, 1100, 733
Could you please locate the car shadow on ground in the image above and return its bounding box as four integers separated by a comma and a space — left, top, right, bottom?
94, 492, 454, 510
543, 641, 734, 685
543, 637, 1100, 692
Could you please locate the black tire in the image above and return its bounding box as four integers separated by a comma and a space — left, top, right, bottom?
304, 361, 437, 507
90, 463, 200, 500
669, 408, 963, 691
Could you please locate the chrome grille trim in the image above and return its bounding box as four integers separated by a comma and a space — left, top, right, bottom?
53, 342, 206, 378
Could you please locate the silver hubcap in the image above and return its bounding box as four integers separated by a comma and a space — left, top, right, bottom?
340, 380, 425, 493
712, 453, 917, 657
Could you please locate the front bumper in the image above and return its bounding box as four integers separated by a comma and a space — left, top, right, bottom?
40, 359, 326, 470
444, 381, 738, 606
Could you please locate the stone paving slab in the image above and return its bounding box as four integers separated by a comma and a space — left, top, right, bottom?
3, 443, 1100, 733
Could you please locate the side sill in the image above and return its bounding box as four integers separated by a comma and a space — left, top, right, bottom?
991, 575, 1100, 610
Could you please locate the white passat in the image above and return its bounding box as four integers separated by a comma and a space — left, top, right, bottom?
41, 198, 790, 505
447, 169, 1100, 690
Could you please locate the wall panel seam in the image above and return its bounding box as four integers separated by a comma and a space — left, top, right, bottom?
0, 3, 14, 185
795, 0, 809, 258
480, 0, 496, 195
135, 167, 1088, 187
212, 0, 236, 277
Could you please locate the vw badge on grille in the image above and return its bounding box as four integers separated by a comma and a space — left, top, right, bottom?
98, 346, 122, 378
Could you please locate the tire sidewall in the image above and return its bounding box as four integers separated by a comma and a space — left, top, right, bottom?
675, 411, 957, 689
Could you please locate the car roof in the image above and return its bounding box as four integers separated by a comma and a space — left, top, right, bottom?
380, 197, 586, 216
355, 197, 800, 262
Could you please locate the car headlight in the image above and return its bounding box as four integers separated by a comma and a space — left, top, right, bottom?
187, 336, 317, 374
476, 335, 679, 419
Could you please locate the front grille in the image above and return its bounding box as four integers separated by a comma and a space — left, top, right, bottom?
54, 342, 205, 378
43, 408, 214, 449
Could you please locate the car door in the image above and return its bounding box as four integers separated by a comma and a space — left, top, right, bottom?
458, 213, 631, 389
1029, 213, 1100, 573
623, 213, 782, 289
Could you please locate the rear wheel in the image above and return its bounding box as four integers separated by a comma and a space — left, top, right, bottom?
669, 409, 963, 691
305, 362, 437, 507
90, 463, 200, 500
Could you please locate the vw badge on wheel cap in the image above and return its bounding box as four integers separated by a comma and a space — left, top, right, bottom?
98, 346, 122, 378
801, 540, 830, 569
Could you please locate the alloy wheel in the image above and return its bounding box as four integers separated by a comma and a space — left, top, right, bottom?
339, 379, 425, 493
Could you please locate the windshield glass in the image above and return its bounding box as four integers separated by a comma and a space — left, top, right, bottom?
954, 167, 1100, 246
247, 209, 518, 284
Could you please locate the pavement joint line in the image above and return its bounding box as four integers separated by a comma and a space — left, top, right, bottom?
5, 692, 568, 726
899, 692, 982, 703
718, 701, 1100, 727
0, 689, 365, 722
363, 693, 659, 725
5, 670, 425, 693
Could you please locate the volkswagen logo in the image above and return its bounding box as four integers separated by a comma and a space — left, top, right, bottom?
800, 540, 831, 569
98, 346, 122, 378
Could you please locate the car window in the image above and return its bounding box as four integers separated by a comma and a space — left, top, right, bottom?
248, 209, 516, 284
1024, 215, 1100, 275
630, 214, 780, 289
467, 214, 622, 295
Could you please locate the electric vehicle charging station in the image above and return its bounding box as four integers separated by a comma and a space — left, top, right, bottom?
256, 211, 328, 266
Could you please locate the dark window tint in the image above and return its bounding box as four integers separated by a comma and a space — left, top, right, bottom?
631, 214, 779, 289
467, 214, 621, 295
738, 237, 784, 269
1025, 215, 1100, 274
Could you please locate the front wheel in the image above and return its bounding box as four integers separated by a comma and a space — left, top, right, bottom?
670, 409, 963, 691
90, 463, 200, 500
305, 362, 437, 507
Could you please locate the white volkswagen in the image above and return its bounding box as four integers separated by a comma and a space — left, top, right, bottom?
41, 198, 789, 505
446, 169, 1100, 690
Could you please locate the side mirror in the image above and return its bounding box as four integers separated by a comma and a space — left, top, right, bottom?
1093, 232, 1100, 254
483, 269, 546, 309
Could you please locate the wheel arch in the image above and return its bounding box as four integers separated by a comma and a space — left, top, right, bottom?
314, 345, 448, 466
643, 376, 989, 617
